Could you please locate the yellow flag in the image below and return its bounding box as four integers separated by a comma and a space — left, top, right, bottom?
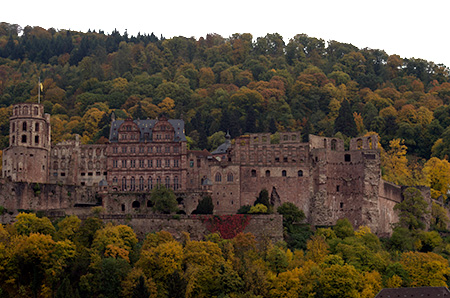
39, 83, 43, 92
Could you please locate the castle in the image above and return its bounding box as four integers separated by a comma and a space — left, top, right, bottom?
1, 102, 416, 235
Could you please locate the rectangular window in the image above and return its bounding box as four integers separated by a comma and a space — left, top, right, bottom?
174, 160, 179, 168
156, 160, 161, 168
122, 147, 127, 153
139, 160, 145, 167
122, 160, 127, 168
165, 159, 170, 167
148, 159, 153, 168
139, 147, 144, 153
156, 146, 161, 153
113, 147, 118, 153
174, 147, 179, 153
130, 160, 136, 168
190, 160, 194, 167
165, 146, 170, 153
113, 160, 118, 168
197, 159, 201, 167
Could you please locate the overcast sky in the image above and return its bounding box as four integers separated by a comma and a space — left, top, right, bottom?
2, 0, 449, 67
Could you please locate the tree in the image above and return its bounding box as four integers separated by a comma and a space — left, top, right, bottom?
277, 202, 305, 225
150, 186, 179, 214
334, 100, 357, 137
400, 252, 449, 287
382, 139, 412, 186
192, 196, 214, 214
394, 187, 429, 231
423, 157, 450, 199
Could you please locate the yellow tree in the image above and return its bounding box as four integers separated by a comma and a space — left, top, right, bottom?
400, 251, 449, 287
423, 157, 450, 199
382, 139, 412, 185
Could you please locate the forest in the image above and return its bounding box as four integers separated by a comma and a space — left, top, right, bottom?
0, 186, 449, 298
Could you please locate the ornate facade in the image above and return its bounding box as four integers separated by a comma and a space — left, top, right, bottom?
2, 102, 418, 234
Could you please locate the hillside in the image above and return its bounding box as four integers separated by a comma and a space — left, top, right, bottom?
0, 22, 450, 189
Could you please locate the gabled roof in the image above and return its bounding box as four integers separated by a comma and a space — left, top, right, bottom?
109, 119, 186, 143
375, 287, 450, 298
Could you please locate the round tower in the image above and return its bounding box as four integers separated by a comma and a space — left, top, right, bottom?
2, 103, 51, 183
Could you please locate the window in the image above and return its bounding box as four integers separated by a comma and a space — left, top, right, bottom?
227, 173, 233, 182
130, 160, 136, 168
165, 159, 170, 167
35, 136, 39, 145
156, 176, 161, 185
190, 160, 194, 167
251, 169, 256, 177
132, 201, 140, 208
340, 202, 344, 209
130, 177, 135, 191
331, 139, 337, 151
148, 159, 153, 168
122, 147, 127, 153
282, 170, 287, 177
122, 177, 127, 191
122, 160, 127, 168
283, 157, 288, 162
139, 160, 145, 168
174, 146, 179, 153
130, 147, 136, 153
174, 159, 179, 168
139, 177, 144, 191
21, 135, 27, 143
22, 122, 27, 131
345, 154, 351, 162
336, 185, 340, 192
35, 123, 39, 131
139, 147, 144, 153
113, 177, 118, 184
165, 176, 170, 188
156, 160, 161, 168
197, 159, 201, 167
113, 147, 118, 153
165, 146, 170, 153
298, 170, 303, 177
357, 139, 363, 150
156, 146, 161, 153
215, 173, 222, 182
113, 160, 118, 168
53, 161, 58, 170
266, 170, 270, 177
174, 176, 179, 190
148, 177, 153, 190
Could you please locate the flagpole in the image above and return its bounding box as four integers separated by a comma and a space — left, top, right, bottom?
38, 77, 41, 104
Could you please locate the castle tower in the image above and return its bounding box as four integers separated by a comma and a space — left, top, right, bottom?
2, 103, 51, 183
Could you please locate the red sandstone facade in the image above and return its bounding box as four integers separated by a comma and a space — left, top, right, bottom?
2, 102, 421, 234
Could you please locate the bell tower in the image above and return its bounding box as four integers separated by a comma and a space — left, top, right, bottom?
2, 103, 51, 183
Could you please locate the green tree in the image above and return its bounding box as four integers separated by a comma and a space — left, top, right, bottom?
394, 187, 429, 231
192, 196, 214, 214
150, 185, 179, 214
277, 202, 306, 225
334, 100, 357, 137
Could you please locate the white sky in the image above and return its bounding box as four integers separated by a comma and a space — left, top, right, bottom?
2, 0, 450, 67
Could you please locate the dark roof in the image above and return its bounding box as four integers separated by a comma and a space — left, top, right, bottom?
375, 287, 450, 298
189, 149, 211, 157
109, 119, 186, 143
211, 133, 231, 155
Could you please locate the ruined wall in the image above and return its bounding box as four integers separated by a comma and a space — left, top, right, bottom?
74, 214, 284, 242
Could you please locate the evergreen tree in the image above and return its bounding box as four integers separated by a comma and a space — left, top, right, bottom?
334, 100, 357, 137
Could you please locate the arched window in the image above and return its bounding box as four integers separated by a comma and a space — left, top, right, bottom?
122, 177, 127, 191
34, 107, 39, 115
165, 176, 170, 188
23, 106, 28, 115
132, 201, 140, 208
113, 177, 118, 184
298, 170, 303, 177
174, 176, 179, 190
357, 139, 363, 150
130, 177, 135, 191
139, 176, 144, 191
156, 176, 161, 186
22, 122, 27, 131
215, 173, 222, 182
331, 139, 337, 151
148, 177, 153, 190
251, 169, 257, 177
266, 170, 271, 177
282, 170, 287, 177
227, 173, 233, 182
